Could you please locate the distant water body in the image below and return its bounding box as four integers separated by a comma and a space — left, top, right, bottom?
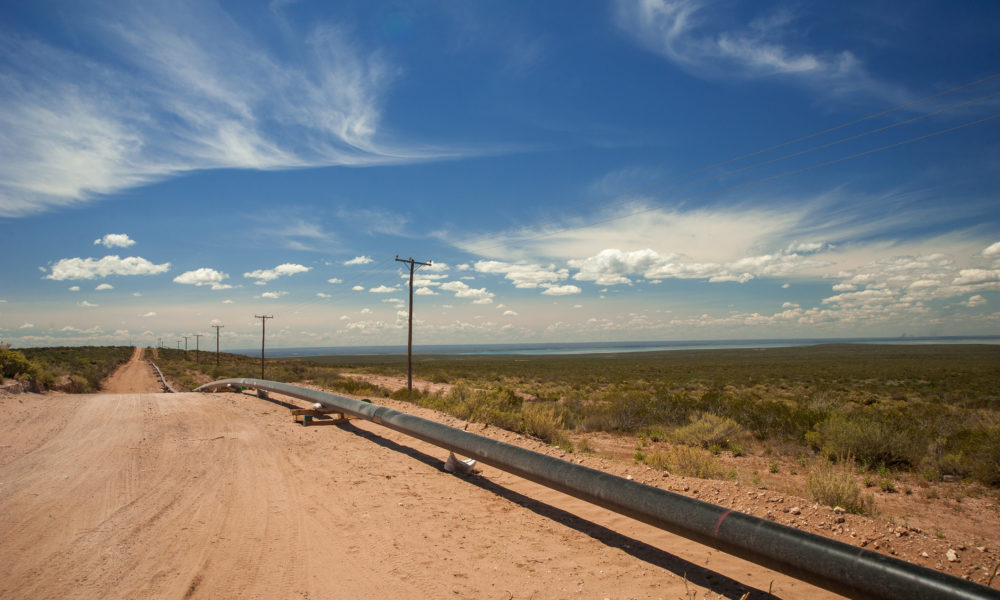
242, 336, 1000, 359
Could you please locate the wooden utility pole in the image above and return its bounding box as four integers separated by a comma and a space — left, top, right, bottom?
193, 333, 203, 364
182, 336, 190, 360
212, 324, 224, 367
395, 255, 431, 391
255, 315, 273, 379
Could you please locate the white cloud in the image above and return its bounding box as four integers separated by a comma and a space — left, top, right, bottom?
981, 241, 1000, 257
94, 233, 136, 248
963, 295, 986, 308
475, 260, 569, 289
360, 308, 372, 314
441, 280, 495, 304
173, 268, 232, 290
317, 292, 331, 298
369, 285, 399, 293
0, 3, 469, 218
953, 269, 1000, 286
415, 287, 437, 295
259, 291, 287, 299
503, 310, 518, 316
244, 263, 311, 281
19, 323, 34, 329
46, 255, 171, 280
352, 285, 365, 291
78, 300, 98, 307
614, 0, 905, 102
345, 256, 373, 265
327, 277, 342, 284
541, 284, 582, 296
140, 311, 157, 317
95, 283, 114, 291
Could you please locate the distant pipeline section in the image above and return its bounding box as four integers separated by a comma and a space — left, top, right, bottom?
147, 360, 176, 393
196, 378, 1000, 600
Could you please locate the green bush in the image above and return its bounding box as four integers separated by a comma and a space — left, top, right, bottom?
808, 413, 921, 468
0, 347, 35, 381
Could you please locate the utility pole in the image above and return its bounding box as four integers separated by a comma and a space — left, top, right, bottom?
176, 340, 180, 351
212, 324, 224, 367
395, 255, 431, 391
182, 336, 190, 360
255, 315, 273, 380
194, 333, 203, 364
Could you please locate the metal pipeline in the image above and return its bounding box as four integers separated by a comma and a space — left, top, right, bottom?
195, 378, 1000, 600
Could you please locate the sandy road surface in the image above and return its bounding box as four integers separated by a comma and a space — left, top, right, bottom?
101, 347, 162, 394
0, 390, 850, 600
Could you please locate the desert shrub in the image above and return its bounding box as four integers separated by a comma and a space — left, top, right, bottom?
521, 403, 566, 445
806, 463, 875, 515
936, 427, 1000, 486
672, 412, 746, 450
646, 445, 724, 479
808, 412, 922, 468
1, 347, 35, 381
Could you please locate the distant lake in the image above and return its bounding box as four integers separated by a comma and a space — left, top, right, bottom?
235, 336, 1000, 359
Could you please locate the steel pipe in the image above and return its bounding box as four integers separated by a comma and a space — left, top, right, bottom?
196, 378, 1000, 600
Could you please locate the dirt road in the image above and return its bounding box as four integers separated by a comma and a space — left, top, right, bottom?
0, 390, 849, 600
101, 347, 162, 393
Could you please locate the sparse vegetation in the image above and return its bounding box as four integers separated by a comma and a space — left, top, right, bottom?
67, 343, 1000, 490
6, 345, 132, 392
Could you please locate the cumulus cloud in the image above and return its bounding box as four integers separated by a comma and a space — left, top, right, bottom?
94, 233, 136, 248
981, 241, 1000, 257
352, 285, 364, 291
316, 292, 331, 298
474, 260, 569, 289
259, 291, 287, 299
369, 285, 399, 293
95, 283, 114, 291
46, 255, 171, 280
415, 287, 437, 295
327, 277, 342, 284
173, 268, 231, 290
140, 311, 157, 317
963, 295, 986, 308
78, 300, 98, 307
441, 280, 495, 304
541, 284, 582, 296
503, 310, 518, 316
244, 263, 310, 282
69, 286, 80, 291
345, 256, 373, 265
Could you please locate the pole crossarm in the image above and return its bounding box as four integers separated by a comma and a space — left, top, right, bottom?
194, 378, 1000, 600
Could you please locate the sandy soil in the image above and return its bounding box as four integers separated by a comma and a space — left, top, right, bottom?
101, 347, 162, 394
1, 377, 997, 598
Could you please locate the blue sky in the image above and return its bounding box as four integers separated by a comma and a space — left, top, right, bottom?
1, 0, 999, 349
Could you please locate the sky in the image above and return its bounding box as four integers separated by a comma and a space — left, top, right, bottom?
1, 0, 999, 350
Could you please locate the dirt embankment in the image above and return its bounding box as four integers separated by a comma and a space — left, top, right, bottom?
1, 385, 997, 598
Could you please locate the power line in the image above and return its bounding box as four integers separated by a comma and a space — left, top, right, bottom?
212, 324, 224, 367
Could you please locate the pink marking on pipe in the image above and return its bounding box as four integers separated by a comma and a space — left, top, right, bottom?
714, 509, 734, 538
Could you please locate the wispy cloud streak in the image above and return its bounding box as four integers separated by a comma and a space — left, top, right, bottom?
0, 2, 462, 217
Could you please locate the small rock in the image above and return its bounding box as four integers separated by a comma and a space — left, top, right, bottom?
921, 551, 929, 558
946, 549, 959, 563
833, 506, 845, 514
790, 506, 801, 515
976, 546, 987, 553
